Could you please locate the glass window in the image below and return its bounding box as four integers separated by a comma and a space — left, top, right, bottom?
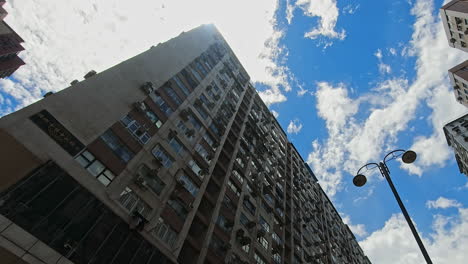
203, 132, 216, 149
272, 232, 282, 245
179, 174, 199, 196
195, 60, 208, 76
259, 216, 270, 232
118, 187, 152, 218
232, 170, 244, 184
190, 66, 203, 82
188, 159, 203, 178
227, 180, 241, 197
138, 164, 165, 195
173, 75, 191, 96
243, 199, 256, 215
254, 252, 266, 264
242, 243, 250, 253
195, 143, 211, 163
150, 217, 178, 247
100, 130, 135, 163
188, 113, 202, 130
194, 103, 209, 120
75, 150, 115, 186
152, 145, 174, 168
120, 115, 151, 144
257, 236, 269, 250
177, 121, 195, 141
167, 198, 188, 219
169, 137, 185, 156
240, 213, 249, 227
149, 94, 173, 116
181, 68, 198, 88
164, 86, 182, 106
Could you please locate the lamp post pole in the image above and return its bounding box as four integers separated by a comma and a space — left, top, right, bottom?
378, 162, 433, 264
354, 150, 433, 264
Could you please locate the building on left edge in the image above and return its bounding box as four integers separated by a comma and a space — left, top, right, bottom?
0, 0, 25, 78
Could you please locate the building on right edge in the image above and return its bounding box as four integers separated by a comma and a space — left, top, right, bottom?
441, 0, 468, 52
444, 114, 468, 177
449, 60, 468, 107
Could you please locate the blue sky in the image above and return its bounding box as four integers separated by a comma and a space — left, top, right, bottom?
1, 0, 468, 262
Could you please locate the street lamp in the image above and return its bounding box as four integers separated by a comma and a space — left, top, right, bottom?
353, 149, 432, 264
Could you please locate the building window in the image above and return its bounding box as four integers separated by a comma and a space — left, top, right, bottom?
222, 195, 236, 211
227, 180, 241, 197
195, 143, 211, 163
169, 136, 185, 156
236, 157, 245, 168
240, 213, 249, 227
190, 66, 203, 82
203, 132, 217, 149
181, 68, 198, 88
257, 236, 269, 250
216, 214, 232, 232
232, 170, 244, 184
179, 173, 199, 196
176, 121, 195, 141
100, 129, 135, 163
75, 150, 115, 186
242, 243, 250, 253
243, 199, 256, 215
194, 103, 209, 120
189, 113, 202, 130
167, 198, 188, 219
150, 94, 173, 116
254, 252, 266, 264
141, 104, 163, 128
118, 187, 152, 218
173, 75, 191, 96
259, 216, 270, 233
272, 232, 282, 245
151, 217, 178, 247
188, 159, 203, 177
121, 115, 151, 144
273, 253, 281, 264
137, 164, 166, 195
152, 145, 174, 168
195, 60, 208, 76
164, 85, 183, 106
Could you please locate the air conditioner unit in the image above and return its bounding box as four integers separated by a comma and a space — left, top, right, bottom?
141, 82, 155, 94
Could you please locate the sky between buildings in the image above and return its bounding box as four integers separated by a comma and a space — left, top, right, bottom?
1, 0, 467, 263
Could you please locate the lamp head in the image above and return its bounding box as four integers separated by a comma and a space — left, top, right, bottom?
353, 174, 367, 187
402, 150, 417, 164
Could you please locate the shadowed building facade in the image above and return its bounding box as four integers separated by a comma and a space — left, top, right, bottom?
444, 113, 468, 177
0, 24, 370, 264
0, 0, 25, 78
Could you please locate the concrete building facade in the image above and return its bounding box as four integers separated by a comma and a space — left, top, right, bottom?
444, 113, 468, 177
0, 24, 370, 264
441, 0, 468, 52
0, 0, 25, 78
449, 60, 468, 107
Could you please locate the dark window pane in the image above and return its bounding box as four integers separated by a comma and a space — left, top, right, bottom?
91, 222, 130, 264
112, 232, 142, 264
130, 241, 154, 264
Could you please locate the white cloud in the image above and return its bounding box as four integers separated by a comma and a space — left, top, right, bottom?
0, 0, 291, 113
271, 110, 279, 118
287, 119, 303, 134
426, 197, 462, 209
288, 0, 345, 45
389, 47, 397, 56
374, 49, 383, 59
342, 215, 368, 237
307, 0, 466, 197
378, 63, 392, 74
343, 4, 360, 15
375, 49, 392, 74
360, 208, 468, 264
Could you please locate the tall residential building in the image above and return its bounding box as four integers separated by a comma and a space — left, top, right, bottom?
0, 24, 370, 264
444, 113, 468, 177
449, 60, 468, 107
0, 0, 25, 78
441, 0, 468, 52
